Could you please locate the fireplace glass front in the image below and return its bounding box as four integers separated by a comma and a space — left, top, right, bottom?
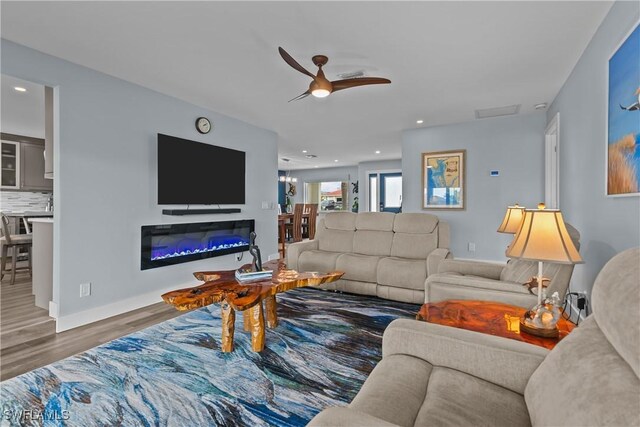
141, 219, 254, 270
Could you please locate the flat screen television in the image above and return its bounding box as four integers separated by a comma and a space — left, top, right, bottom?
157, 134, 245, 205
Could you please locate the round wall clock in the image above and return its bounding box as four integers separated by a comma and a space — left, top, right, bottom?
195, 117, 212, 134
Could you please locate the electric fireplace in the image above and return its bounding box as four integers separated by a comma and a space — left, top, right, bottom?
141, 220, 254, 270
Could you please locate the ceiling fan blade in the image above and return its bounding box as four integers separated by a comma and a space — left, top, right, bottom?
288, 91, 311, 102
331, 77, 391, 93
279, 47, 316, 79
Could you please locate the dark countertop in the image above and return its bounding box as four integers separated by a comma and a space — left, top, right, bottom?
4, 211, 54, 218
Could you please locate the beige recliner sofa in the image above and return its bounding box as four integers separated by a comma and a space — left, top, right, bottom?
424, 224, 580, 308
309, 247, 640, 427
287, 212, 451, 304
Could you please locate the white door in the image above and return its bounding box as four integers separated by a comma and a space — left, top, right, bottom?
545, 113, 560, 209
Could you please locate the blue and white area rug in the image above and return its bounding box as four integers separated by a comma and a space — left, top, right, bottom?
1, 289, 418, 426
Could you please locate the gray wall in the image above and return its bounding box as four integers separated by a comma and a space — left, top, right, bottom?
546, 1, 640, 295
1, 40, 278, 328
402, 113, 546, 261
288, 166, 358, 211
357, 159, 402, 212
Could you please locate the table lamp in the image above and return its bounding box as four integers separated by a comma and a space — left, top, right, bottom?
497, 203, 526, 234
506, 203, 583, 337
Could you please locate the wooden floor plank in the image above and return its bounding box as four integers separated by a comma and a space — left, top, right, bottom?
1, 272, 183, 381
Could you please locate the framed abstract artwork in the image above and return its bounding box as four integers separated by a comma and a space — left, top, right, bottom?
607, 21, 639, 197
422, 149, 465, 210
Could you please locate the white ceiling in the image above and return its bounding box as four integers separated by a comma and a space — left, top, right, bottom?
0, 1, 612, 169
1, 74, 45, 139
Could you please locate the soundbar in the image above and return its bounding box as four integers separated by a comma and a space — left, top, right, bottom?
162, 208, 241, 216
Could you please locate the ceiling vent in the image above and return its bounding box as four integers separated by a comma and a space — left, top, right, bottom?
475, 104, 521, 119
305, 154, 317, 159
281, 158, 290, 162
336, 70, 365, 79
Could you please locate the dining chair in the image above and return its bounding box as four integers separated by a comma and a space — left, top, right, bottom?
302, 203, 318, 239
290, 204, 304, 242
0, 213, 33, 285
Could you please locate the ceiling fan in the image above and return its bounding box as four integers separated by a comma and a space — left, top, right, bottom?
278, 47, 391, 102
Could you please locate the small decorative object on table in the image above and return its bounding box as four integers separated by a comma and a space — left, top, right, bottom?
248, 231, 262, 272
506, 203, 583, 338
520, 292, 563, 338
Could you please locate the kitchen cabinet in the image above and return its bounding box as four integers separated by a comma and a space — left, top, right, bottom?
1, 140, 20, 189
21, 142, 52, 191
0, 134, 53, 191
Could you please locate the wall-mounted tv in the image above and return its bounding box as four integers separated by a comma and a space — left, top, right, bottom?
157, 134, 246, 205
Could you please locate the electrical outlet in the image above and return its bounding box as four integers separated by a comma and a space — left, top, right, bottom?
79, 282, 91, 297
261, 201, 270, 209
468, 243, 476, 252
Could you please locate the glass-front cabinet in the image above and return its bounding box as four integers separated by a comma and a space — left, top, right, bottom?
1, 140, 20, 189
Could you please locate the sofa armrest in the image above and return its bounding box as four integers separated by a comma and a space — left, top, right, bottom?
437, 259, 505, 280
285, 239, 319, 270
382, 319, 547, 394
308, 407, 399, 427
426, 248, 452, 276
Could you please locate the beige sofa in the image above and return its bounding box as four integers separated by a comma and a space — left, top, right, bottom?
309, 247, 640, 427
287, 212, 451, 304
424, 224, 580, 308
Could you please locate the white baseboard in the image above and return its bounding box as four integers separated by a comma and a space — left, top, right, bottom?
55, 282, 192, 333
48, 301, 59, 319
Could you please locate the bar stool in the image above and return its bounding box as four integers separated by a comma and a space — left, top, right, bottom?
0, 213, 32, 285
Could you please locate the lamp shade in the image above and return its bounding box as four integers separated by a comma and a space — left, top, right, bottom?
497, 204, 526, 234
506, 204, 583, 264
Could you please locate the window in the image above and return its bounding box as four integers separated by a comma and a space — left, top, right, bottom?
305, 181, 349, 211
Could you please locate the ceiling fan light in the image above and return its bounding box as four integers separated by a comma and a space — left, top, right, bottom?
311, 89, 330, 98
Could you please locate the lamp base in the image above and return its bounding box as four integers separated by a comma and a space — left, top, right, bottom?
519, 318, 559, 338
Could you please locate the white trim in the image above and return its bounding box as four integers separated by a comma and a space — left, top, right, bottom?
55, 282, 193, 333
48, 300, 59, 319
545, 113, 560, 209
605, 19, 640, 198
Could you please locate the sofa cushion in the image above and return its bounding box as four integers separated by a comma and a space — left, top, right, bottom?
378, 257, 427, 290
355, 212, 395, 231
376, 285, 424, 304
353, 230, 393, 257
350, 354, 432, 427
415, 367, 530, 426
324, 211, 357, 231
500, 259, 562, 284
336, 253, 382, 283
390, 214, 439, 259
298, 250, 341, 273
525, 317, 640, 427
393, 213, 439, 234
425, 273, 537, 307
317, 228, 355, 253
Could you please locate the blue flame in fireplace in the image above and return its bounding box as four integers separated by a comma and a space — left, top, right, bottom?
150, 234, 249, 261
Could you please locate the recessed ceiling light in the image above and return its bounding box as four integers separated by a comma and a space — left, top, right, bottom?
14, 87, 27, 92
416, 119, 424, 124
334, 159, 338, 162
375, 150, 381, 154
302, 150, 308, 153
534, 103, 548, 110
314, 165, 319, 168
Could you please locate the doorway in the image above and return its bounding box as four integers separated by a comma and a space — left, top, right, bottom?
367, 171, 402, 212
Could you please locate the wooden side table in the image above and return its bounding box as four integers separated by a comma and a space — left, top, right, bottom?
416, 300, 575, 350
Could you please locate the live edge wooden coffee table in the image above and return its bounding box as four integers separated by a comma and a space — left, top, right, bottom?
162, 260, 343, 353
417, 300, 575, 350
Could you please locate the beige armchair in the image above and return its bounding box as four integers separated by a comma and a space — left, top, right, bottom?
424, 223, 580, 308
309, 247, 640, 426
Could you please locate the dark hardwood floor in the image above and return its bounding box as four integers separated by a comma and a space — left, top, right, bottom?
1, 270, 182, 381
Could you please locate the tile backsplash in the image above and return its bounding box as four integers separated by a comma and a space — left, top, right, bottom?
0, 191, 52, 213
